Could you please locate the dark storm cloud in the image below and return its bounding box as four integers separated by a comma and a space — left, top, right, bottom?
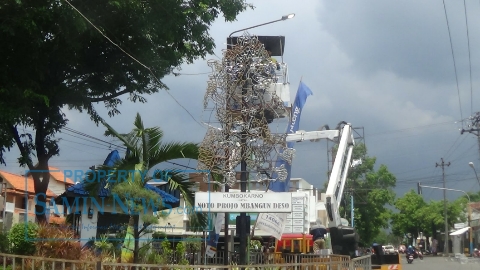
317, 0, 480, 86
5, 0, 480, 202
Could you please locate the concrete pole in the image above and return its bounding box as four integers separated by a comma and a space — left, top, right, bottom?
436, 158, 450, 256
469, 203, 473, 256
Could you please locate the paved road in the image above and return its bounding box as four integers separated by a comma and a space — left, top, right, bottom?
398, 255, 480, 270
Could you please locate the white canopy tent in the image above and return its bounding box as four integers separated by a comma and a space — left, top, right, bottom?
450, 227, 470, 236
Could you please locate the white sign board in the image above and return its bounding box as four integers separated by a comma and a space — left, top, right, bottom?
257, 212, 288, 239
284, 193, 307, 234
205, 245, 217, 257
195, 192, 292, 213
256, 192, 305, 239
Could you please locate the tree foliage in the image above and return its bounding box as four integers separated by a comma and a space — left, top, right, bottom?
391, 189, 467, 241
374, 230, 402, 246
391, 190, 426, 238
84, 113, 202, 263
342, 143, 397, 246
8, 222, 38, 255
0, 0, 252, 222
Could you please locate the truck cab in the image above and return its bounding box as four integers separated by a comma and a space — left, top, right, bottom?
274, 233, 314, 254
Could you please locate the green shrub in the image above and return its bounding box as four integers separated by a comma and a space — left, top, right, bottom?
0, 265, 13, 270
184, 236, 201, 253
175, 242, 188, 265
0, 230, 9, 253
7, 222, 38, 255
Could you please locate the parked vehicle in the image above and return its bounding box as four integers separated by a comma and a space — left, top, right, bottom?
383, 245, 395, 254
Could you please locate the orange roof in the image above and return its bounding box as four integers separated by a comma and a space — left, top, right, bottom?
0, 170, 57, 197
48, 167, 74, 185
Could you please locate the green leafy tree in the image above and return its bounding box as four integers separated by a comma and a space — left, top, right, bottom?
461, 191, 480, 203
85, 113, 202, 263
344, 143, 397, 246
0, 0, 252, 223
374, 230, 401, 246
391, 190, 467, 247
391, 190, 426, 240
175, 242, 189, 265
0, 230, 8, 253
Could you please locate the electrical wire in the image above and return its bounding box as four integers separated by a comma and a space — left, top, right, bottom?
63, 0, 205, 129
462, 0, 473, 116
442, 0, 464, 128
367, 121, 455, 137
63, 127, 126, 150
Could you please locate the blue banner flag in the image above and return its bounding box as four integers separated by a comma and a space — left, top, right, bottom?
269, 81, 313, 192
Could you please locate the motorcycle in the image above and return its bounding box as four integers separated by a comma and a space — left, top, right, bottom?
414, 250, 423, 260
406, 252, 414, 264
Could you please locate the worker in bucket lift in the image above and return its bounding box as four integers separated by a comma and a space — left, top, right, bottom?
310, 219, 328, 253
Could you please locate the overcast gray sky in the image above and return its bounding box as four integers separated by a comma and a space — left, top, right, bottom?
4, 0, 480, 203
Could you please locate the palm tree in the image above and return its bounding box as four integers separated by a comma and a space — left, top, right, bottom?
85, 113, 205, 263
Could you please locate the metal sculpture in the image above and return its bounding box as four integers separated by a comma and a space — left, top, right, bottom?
198, 33, 294, 186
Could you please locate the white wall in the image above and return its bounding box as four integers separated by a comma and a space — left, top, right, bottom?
76, 202, 154, 247
452, 235, 462, 254
48, 178, 67, 197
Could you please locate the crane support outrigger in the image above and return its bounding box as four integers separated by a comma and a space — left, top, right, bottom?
286, 122, 359, 257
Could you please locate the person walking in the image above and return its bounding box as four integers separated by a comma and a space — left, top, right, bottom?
310, 219, 328, 253
431, 238, 438, 256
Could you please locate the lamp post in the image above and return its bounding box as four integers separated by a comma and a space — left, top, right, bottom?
469, 162, 480, 187
228, 13, 295, 38
226, 14, 295, 267
418, 184, 473, 256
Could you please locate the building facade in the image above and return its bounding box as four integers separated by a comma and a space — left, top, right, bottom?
0, 167, 73, 229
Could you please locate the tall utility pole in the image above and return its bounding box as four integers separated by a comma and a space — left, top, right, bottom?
436, 158, 450, 255
461, 112, 480, 161
238, 79, 250, 266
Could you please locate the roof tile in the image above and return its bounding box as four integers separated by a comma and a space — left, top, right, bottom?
0, 170, 57, 197
47, 167, 74, 185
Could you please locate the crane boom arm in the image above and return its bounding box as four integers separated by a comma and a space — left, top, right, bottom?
285, 123, 359, 257
286, 123, 355, 228
325, 124, 355, 228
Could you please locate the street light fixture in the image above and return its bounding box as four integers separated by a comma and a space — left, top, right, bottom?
282, 13, 296, 20
228, 13, 295, 37
468, 162, 480, 187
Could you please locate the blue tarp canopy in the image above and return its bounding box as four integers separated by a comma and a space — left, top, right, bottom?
55, 181, 179, 205
54, 150, 180, 207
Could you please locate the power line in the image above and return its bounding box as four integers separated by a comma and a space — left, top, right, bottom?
20, 127, 127, 152
63, 127, 126, 150
366, 121, 455, 137
62, 0, 205, 129
17, 126, 196, 170
462, 0, 473, 116
442, 0, 464, 128
58, 138, 114, 151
